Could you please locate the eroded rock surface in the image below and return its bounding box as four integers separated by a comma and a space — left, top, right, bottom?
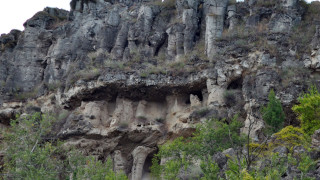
0, 0, 319, 179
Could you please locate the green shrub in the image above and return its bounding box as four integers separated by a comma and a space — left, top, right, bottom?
261, 89, 285, 133
2, 113, 63, 179
269, 125, 310, 151
292, 85, 320, 136
68, 153, 127, 180
1, 113, 128, 179
151, 116, 245, 179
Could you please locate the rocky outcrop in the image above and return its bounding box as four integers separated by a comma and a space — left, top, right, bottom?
205, 0, 229, 59
0, 0, 319, 179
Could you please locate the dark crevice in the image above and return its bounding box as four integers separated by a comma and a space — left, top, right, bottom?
227, 77, 243, 90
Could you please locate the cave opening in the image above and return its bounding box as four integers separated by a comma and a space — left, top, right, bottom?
185, 90, 203, 104
227, 77, 243, 90
142, 152, 157, 180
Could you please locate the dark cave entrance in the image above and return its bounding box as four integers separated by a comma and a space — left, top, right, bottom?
185, 90, 203, 104
227, 77, 243, 90
142, 151, 158, 180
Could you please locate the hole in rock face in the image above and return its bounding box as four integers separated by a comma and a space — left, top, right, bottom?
227, 77, 243, 90
185, 98, 191, 104
191, 90, 203, 101
185, 90, 203, 105
142, 152, 157, 180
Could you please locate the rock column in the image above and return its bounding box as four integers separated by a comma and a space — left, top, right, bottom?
131, 146, 154, 180
205, 0, 229, 59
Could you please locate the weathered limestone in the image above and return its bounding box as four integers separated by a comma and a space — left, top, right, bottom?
113, 150, 126, 173
82, 101, 110, 128
111, 22, 129, 59
190, 94, 201, 110
206, 79, 225, 107
268, 13, 300, 33
166, 24, 185, 60
1, 0, 319, 178
241, 113, 265, 141
227, 5, 237, 30
110, 98, 134, 127
204, 0, 229, 59
280, 0, 298, 8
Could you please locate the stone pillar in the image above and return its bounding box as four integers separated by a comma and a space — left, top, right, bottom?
131, 146, 155, 180
175, 24, 185, 58
111, 22, 129, 59
206, 78, 225, 107
183, 9, 198, 54
166, 27, 176, 60
114, 150, 126, 173
227, 5, 237, 31
204, 0, 229, 59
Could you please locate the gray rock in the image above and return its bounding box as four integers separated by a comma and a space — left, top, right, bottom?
292, 145, 307, 156
273, 146, 289, 157
213, 152, 228, 169
312, 129, 320, 148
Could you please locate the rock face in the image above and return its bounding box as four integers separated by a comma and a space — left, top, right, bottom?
0, 0, 319, 179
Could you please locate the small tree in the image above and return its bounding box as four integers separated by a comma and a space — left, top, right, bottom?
292, 85, 320, 136
151, 116, 246, 179
1, 113, 128, 179
261, 89, 285, 133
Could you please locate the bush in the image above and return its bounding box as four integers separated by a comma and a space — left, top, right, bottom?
151, 116, 246, 179
2, 113, 64, 179
269, 125, 310, 151
261, 89, 285, 133
292, 85, 320, 136
1, 113, 128, 179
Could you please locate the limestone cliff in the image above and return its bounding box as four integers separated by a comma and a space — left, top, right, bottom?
0, 0, 320, 179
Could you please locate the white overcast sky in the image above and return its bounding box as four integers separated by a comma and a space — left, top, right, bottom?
0, 0, 70, 34
0, 0, 318, 34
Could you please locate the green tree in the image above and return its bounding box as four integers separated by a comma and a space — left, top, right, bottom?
151, 116, 246, 179
292, 85, 320, 136
261, 89, 285, 133
1, 113, 65, 179
1, 113, 127, 180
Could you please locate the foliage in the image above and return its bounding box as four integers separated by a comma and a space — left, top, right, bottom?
268, 125, 310, 151
292, 85, 320, 136
225, 157, 251, 180
151, 116, 246, 179
200, 158, 221, 180
297, 153, 317, 179
1, 113, 128, 180
73, 67, 101, 83
261, 89, 285, 133
228, 153, 287, 179
2, 113, 64, 179
68, 152, 127, 180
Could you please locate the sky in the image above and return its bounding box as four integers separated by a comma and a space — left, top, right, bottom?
0, 0, 318, 35
0, 0, 70, 34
